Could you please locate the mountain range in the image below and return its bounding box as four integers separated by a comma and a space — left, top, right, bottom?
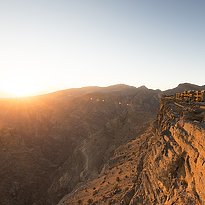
0, 83, 204, 205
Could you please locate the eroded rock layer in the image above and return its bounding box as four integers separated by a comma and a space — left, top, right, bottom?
129, 99, 205, 205
60, 98, 205, 205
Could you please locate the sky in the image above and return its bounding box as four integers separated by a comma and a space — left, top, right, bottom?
0, 0, 205, 97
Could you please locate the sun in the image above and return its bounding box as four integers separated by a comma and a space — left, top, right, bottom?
1, 75, 42, 98
5, 86, 37, 97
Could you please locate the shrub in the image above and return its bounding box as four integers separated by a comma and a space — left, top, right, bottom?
78, 199, 82, 204
87, 198, 93, 204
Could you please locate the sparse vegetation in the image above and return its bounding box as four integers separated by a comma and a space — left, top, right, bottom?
87, 198, 93, 204
118, 169, 123, 174
93, 189, 98, 195
116, 177, 120, 182
78, 199, 82, 204
113, 184, 119, 189
108, 199, 117, 205
113, 187, 122, 195
100, 180, 106, 185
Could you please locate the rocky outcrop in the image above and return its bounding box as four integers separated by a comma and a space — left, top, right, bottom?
129, 98, 205, 205
60, 98, 205, 205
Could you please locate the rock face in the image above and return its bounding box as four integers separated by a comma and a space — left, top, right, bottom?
128, 98, 205, 205
60, 97, 205, 205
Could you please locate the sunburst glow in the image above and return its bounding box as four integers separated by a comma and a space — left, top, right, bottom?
0, 1, 205, 97
0, 75, 43, 97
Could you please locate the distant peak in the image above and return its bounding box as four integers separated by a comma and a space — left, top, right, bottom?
177, 82, 194, 87
107, 84, 132, 89
137, 85, 148, 90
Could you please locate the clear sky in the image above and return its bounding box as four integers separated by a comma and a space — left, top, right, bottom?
0, 0, 204, 97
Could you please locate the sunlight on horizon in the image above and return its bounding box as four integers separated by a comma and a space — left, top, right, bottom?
0, 1, 205, 97
0, 73, 49, 97
1, 81, 42, 98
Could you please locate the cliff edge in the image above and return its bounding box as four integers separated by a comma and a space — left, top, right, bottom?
59, 98, 205, 205
127, 98, 205, 205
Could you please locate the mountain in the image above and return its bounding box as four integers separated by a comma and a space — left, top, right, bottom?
59, 92, 205, 205
0, 83, 204, 205
164, 83, 205, 95
0, 84, 161, 205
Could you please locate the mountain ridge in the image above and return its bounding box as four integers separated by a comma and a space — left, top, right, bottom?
1, 82, 204, 100
0, 82, 204, 205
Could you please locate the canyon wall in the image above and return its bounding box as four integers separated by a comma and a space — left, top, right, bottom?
128, 99, 205, 205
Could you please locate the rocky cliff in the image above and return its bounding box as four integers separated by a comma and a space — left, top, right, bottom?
60, 97, 205, 205
127, 98, 205, 205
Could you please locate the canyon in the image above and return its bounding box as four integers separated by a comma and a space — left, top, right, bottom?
0, 83, 204, 205
59, 94, 205, 205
